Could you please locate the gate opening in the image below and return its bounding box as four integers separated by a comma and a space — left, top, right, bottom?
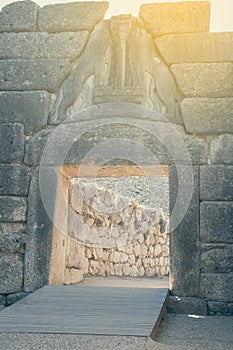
49, 164, 169, 286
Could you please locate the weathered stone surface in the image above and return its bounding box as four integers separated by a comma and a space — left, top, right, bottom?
0, 0, 39, 32
0, 223, 26, 253
208, 301, 228, 316
5, 292, 29, 306
174, 125, 206, 165
0, 165, 30, 196
0, 197, 27, 222
38, 2, 108, 32
139, 2, 210, 37
0, 254, 23, 294
42, 120, 206, 166
171, 63, 233, 98
200, 273, 233, 302
0, 60, 71, 92
24, 127, 55, 166
155, 32, 233, 65
0, 32, 89, 61
169, 165, 200, 297
201, 246, 233, 273
200, 166, 233, 201
24, 168, 55, 292
167, 296, 207, 316
0, 91, 49, 135
0, 123, 24, 163
64, 268, 84, 285
200, 202, 233, 243
210, 135, 233, 165
181, 98, 233, 135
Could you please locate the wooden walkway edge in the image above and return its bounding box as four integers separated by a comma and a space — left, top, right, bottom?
0, 285, 168, 337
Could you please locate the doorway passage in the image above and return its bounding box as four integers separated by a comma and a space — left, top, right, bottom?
49, 165, 170, 286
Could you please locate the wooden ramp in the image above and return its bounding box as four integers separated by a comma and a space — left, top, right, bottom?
0, 285, 168, 337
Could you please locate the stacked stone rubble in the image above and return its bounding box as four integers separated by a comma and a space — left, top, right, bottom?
66, 180, 169, 281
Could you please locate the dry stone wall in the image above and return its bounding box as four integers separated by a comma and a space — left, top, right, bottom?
0, 0, 233, 315
66, 179, 169, 281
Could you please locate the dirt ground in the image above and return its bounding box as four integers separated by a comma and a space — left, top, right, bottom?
148, 313, 233, 350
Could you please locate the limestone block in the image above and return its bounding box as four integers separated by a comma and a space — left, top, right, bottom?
0, 59, 71, 92
38, 2, 109, 32
200, 202, 233, 243
210, 135, 233, 165
0, 165, 30, 196
128, 254, 135, 265
66, 240, 86, 270
114, 264, 123, 277
141, 244, 148, 257
167, 296, 207, 315
122, 263, 130, 276
120, 253, 128, 263
173, 125, 207, 165
155, 32, 233, 65
0, 91, 49, 135
0, 123, 24, 163
201, 247, 233, 273
169, 165, 200, 297
139, 2, 210, 37
89, 260, 100, 275
0, 223, 26, 253
0, 32, 89, 61
64, 268, 83, 285
129, 265, 138, 277
145, 267, 156, 277
138, 266, 145, 277
98, 261, 106, 276
85, 247, 92, 259
200, 166, 233, 201
111, 251, 121, 264
109, 263, 114, 275
200, 273, 233, 302
181, 98, 233, 134
24, 168, 54, 292
0, 0, 39, 32
150, 258, 155, 268
102, 251, 110, 262
0, 254, 23, 294
133, 243, 141, 256
154, 244, 162, 256
162, 245, 169, 257
171, 63, 233, 97
53, 120, 206, 166
0, 196, 27, 222
142, 258, 150, 269
24, 127, 55, 166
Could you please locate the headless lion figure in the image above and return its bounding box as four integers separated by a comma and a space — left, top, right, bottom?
50, 18, 181, 124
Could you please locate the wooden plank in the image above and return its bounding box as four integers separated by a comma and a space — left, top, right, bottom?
0, 286, 168, 336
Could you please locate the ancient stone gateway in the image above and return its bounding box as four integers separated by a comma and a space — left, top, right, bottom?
0, 0, 233, 316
